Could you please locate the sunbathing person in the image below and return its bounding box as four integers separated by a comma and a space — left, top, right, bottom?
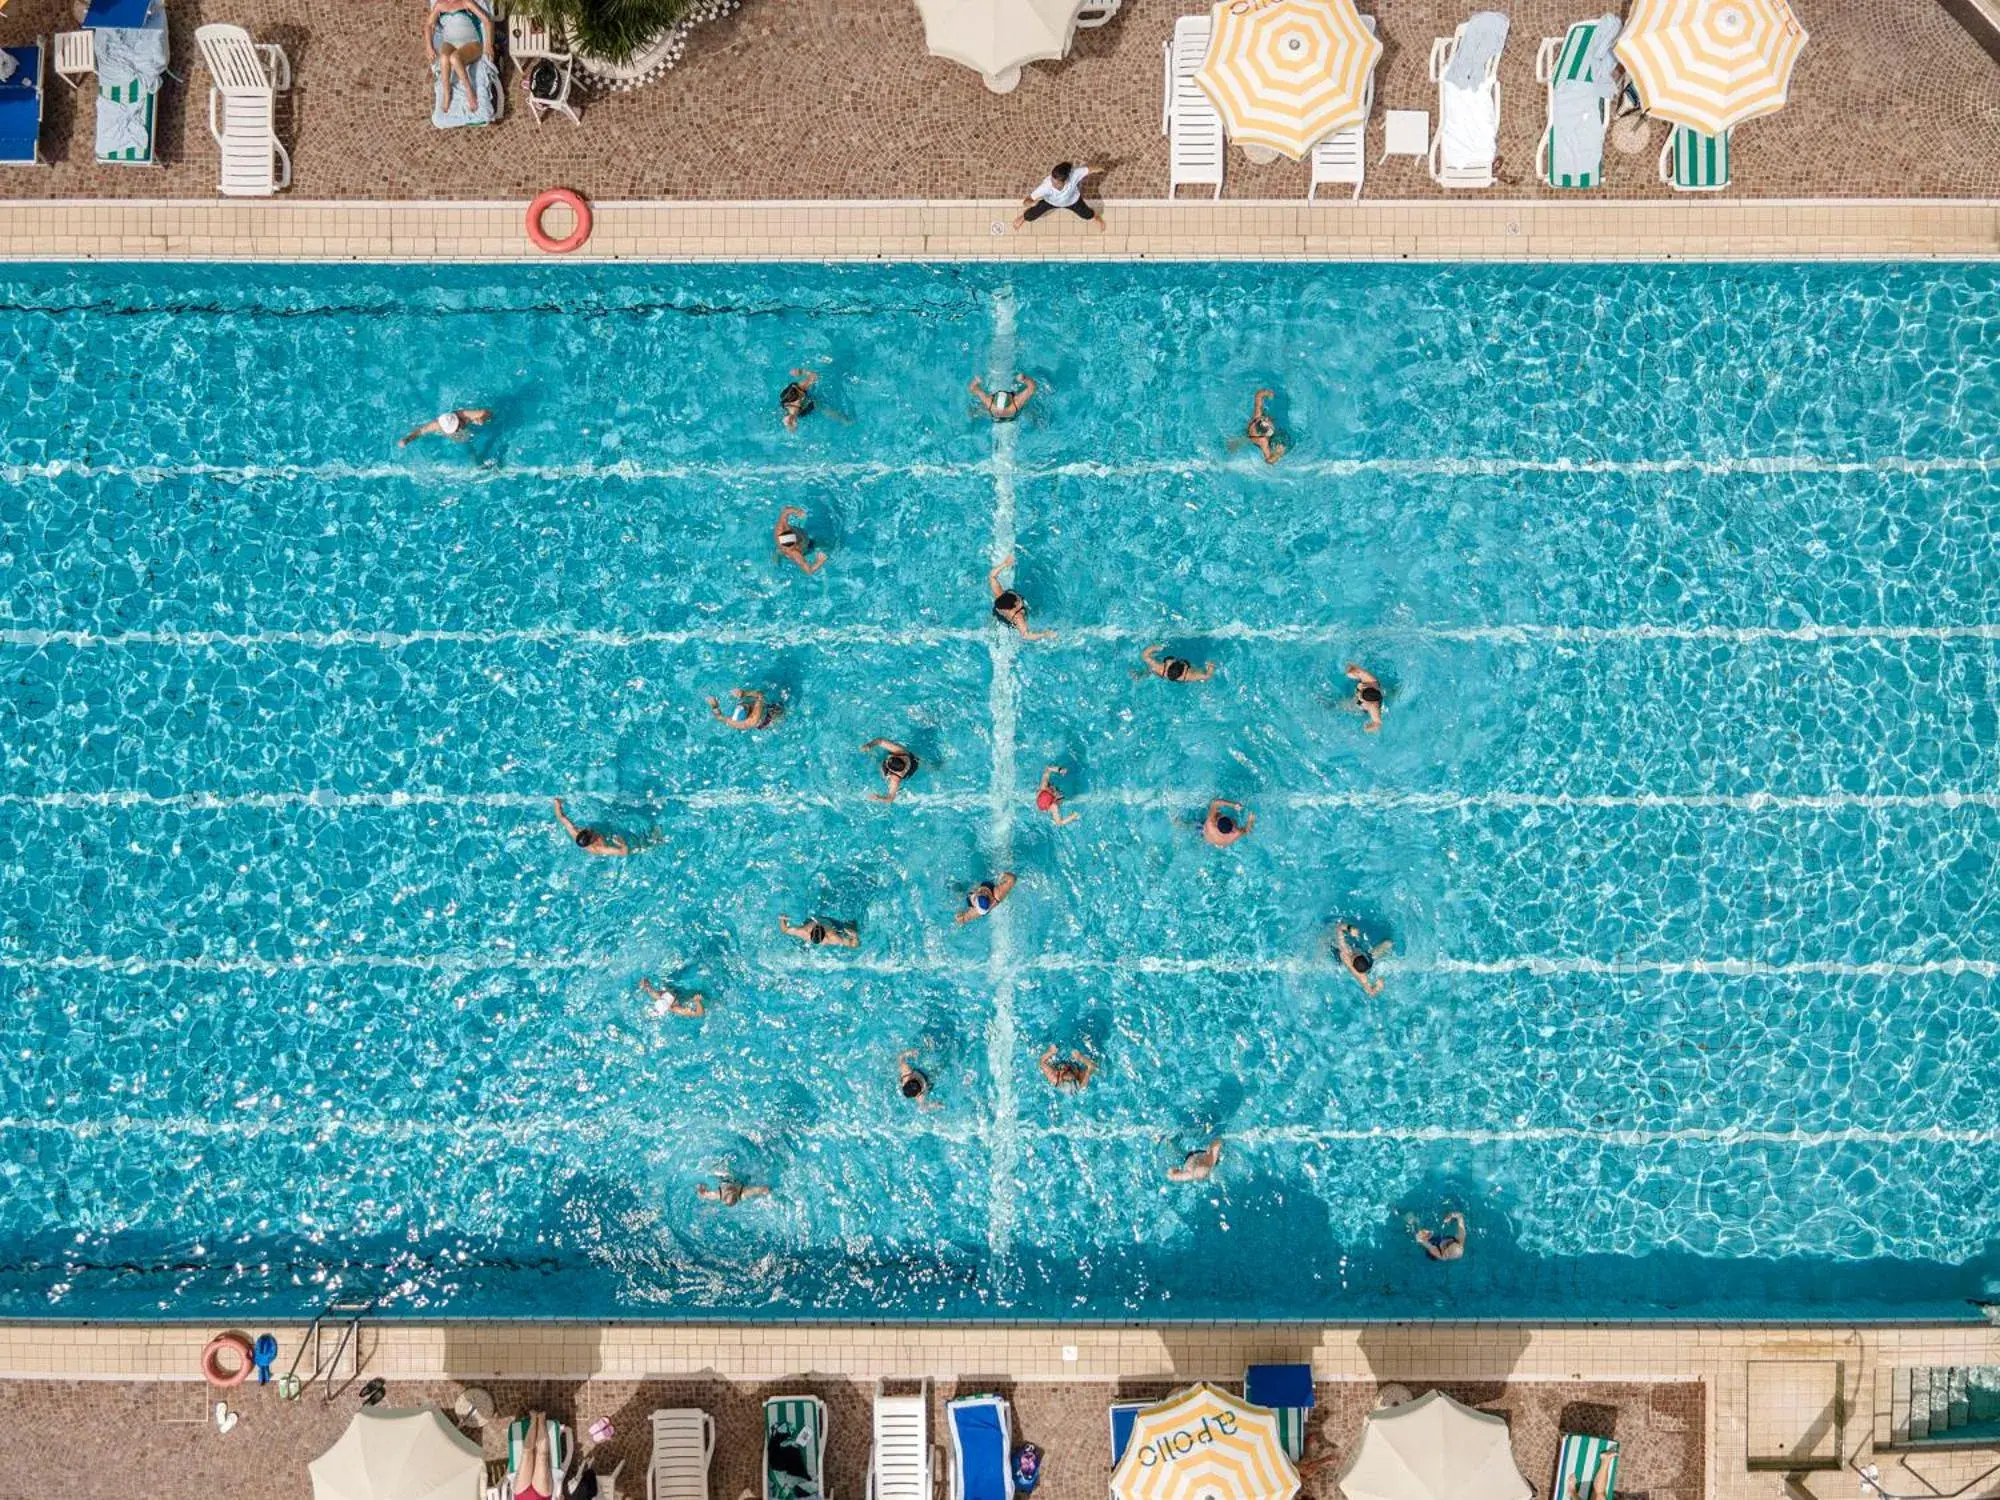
1416, 1211, 1468, 1261
862, 738, 919, 802
697, 1173, 771, 1206
709, 689, 781, 730
780, 370, 817, 432
398, 406, 491, 447
780, 914, 859, 948
990, 553, 1054, 640
514, 1410, 556, 1500
956, 872, 1016, 925
1167, 1139, 1223, 1182
1035, 765, 1079, 826
639, 978, 705, 1017
1143, 644, 1216, 683
1039, 1045, 1095, 1093
1346, 662, 1385, 732
970, 374, 1036, 422
1246, 388, 1286, 463
1336, 920, 1392, 997
774, 506, 825, 574
1203, 798, 1254, 847
552, 798, 628, 856
425, 0, 494, 118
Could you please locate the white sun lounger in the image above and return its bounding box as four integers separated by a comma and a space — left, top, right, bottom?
649, 1408, 716, 1500
1308, 13, 1377, 201
1162, 12, 1223, 199
869, 1381, 936, 1500
1428, 14, 1506, 188
194, 23, 291, 196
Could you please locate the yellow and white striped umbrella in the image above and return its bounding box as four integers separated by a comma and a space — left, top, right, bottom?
1613, 0, 1808, 135
1111, 1384, 1301, 1500
1194, 0, 1383, 160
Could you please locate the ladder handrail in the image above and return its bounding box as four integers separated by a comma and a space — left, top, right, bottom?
281, 1292, 378, 1400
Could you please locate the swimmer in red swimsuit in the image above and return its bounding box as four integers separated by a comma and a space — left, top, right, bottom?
1034, 765, 1079, 826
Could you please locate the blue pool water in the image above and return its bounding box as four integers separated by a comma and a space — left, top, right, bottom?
2, 261, 1998, 1321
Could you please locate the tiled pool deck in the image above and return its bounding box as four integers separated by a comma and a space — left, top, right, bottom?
4, 1321, 2000, 1500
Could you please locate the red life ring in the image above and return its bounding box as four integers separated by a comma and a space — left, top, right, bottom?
201, 1331, 255, 1387
526, 188, 592, 254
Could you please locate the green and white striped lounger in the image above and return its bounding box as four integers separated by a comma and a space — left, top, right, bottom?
507, 1414, 574, 1498
765, 1395, 829, 1500
1661, 124, 1730, 192
1536, 20, 1612, 188
96, 76, 156, 164
1555, 1434, 1620, 1500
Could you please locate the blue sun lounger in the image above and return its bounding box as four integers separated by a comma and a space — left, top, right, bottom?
1109, 1401, 1144, 1470
1245, 1364, 1316, 1462
0, 43, 46, 165
948, 1396, 1015, 1500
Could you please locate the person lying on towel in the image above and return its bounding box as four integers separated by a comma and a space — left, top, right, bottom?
426, 0, 494, 118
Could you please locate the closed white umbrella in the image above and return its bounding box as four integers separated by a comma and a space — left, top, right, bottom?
914, 0, 1085, 93
310, 1407, 486, 1500
1337, 1392, 1532, 1500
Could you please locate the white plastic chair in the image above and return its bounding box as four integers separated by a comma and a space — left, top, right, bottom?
1162, 13, 1223, 199
53, 29, 93, 89
1075, 0, 1122, 26
868, 1381, 936, 1500
194, 23, 290, 196
648, 1408, 716, 1500
1427, 22, 1503, 188
1308, 13, 1376, 201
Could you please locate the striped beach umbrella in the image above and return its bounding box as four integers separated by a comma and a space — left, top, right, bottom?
1111, 1384, 1301, 1500
1194, 0, 1383, 160
1613, 0, 1808, 134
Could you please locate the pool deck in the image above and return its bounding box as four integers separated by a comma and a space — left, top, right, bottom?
5, 1320, 2000, 1500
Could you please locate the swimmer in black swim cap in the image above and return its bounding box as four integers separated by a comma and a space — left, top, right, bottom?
1345, 662, 1385, 732
990, 553, 1054, 641
780, 913, 859, 948
1143, 644, 1216, 683
861, 737, 919, 803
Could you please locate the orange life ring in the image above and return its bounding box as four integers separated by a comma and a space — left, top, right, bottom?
526, 188, 592, 254
202, 1331, 255, 1387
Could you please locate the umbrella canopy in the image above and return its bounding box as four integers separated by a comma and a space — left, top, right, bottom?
1338, 1392, 1532, 1500
310, 1408, 486, 1500
1111, 1383, 1300, 1500
914, 0, 1084, 83
1612, 0, 1807, 134
1194, 0, 1383, 160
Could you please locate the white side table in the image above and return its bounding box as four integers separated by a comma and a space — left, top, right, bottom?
53, 29, 94, 89
1382, 108, 1429, 162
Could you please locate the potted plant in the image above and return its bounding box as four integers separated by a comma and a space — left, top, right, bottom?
511, 0, 737, 89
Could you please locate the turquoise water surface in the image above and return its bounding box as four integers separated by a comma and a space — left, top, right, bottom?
1, 261, 1998, 1319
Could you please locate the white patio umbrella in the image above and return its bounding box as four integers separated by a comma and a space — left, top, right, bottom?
1613, 0, 1808, 134
310, 1407, 486, 1500
914, 0, 1085, 93
1337, 1391, 1532, 1500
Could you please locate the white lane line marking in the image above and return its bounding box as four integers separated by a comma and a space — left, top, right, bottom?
6, 954, 1995, 979
9, 622, 2000, 652
5, 452, 1994, 486
983, 282, 1021, 1264
4, 788, 1996, 814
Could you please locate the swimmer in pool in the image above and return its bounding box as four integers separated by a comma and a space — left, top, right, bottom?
1142, 644, 1216, 683
780, 914, 859, 948
1415, 1211, 1468, 1261
1336, 919, 1392, 997
1203, 798, 1254, 847
774, 506, 825, 574
990, 553, 1055, 641
709, 689, 781, 730
955, 871, 1017, 925
780, 369, 818, 432
1346, 662, 1385, 732
1246, 388, 1285, 464
697, 1172, 771, 1206
897, 1049, 942, 1112
1167, 1139, 1223, 1182
398, 406, 491, 447
1039, 1045, 1095, 1093
552, 797, 629, 857
638, 978, 706, 1017
1035, 765, 1079, 826
970, 374, 1036, 422
861, 738, 919, 803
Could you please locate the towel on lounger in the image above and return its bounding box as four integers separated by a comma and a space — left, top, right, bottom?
1442, 10, 1508, 89
1550, 16, 1621, 180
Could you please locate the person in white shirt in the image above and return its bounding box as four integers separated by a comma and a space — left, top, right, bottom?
1014, 161, 1106, 232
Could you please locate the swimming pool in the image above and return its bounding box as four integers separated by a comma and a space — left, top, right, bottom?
2, 260, 1997, 1321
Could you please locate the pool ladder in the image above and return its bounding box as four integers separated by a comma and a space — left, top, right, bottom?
280, 1292, 378, 1401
